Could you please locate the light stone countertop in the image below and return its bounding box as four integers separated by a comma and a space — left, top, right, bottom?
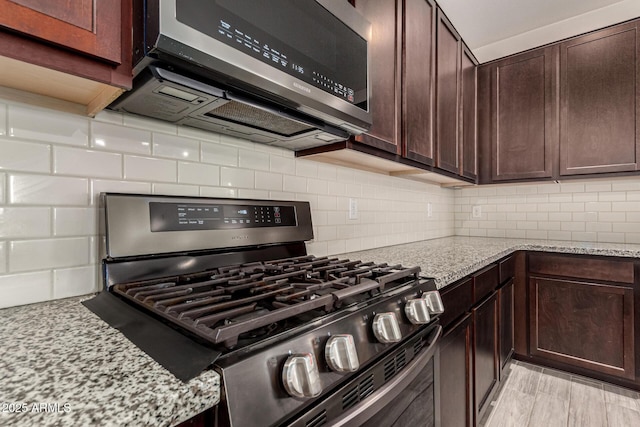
338, 236, 640, 288
0, 296, 220, 427
3, 236, 640, 427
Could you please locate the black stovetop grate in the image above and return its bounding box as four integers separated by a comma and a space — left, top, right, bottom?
111, 255, 420, 348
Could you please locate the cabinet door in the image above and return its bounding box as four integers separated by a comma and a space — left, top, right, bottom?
529, 276, 635, 380
351, 0, 402, 154
0, 0, 122, 64
473, 292, 499, 421
460, 45, 478, 180
402, 0, 436, 165
490, 46, 558, 181
560, 21, 640, 175
435, 9, 461, 174
439, 314, 473, 427
498, 278, 514, 377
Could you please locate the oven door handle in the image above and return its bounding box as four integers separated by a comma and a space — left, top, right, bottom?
331, 324, 442, 427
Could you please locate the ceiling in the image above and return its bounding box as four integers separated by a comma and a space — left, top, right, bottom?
437, 0, 640, 63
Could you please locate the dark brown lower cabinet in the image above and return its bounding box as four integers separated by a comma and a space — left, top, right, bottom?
439, 313, 473, 427
498, 278, 514, 378
529, 275, 635, 380
473, 292, 499, 422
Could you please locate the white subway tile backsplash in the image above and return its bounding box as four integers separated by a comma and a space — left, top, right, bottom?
90, 179, 151, 205
9, 174, 88, 205
597, 232, 625, 243
0, 98, 457, 307
283, 175, 307, 193
296, 160, 318, 178
612, 201, 640, 211
561, 222, 585, 232
237, 189, 269, 199
0, 242, 5, 273
124, 155, 177, 183
611, 180, 640, 191
152, 183, 199, 196
598, 212, 626, 222
571, 232, 597, 242
152, 133, 200, 160
0, 103, 6, 136
239, 149, 270, 171
124, 114, 177, 134
178, 162, 220, 186
10, 237, 89, 272
54, 147, 122, 179
0, 173, 4, 204
255, 171, 283, 191
9, 105, 88, 146
53, 266, 97, 299
54, 208, 96, 237
91, 122, 151, 154
199, 186, 237, 198
0, 207, 50, 238
0, 271, 52, 309
0, 139, 50, 172
612, 223, 640, 233
270, 155, 296, 175
599, 192, 626, 202
221, 167, 255, 188
201, 142, 238, 166
307, 178, 329, 195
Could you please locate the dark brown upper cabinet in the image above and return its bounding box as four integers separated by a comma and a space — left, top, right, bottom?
0, 0, 122, 64
461, 45, 478, 179
350, 0, 403, 155
351, 0, 438, 162
484, 46, 559, 182
560, 20, 640, 176
0, 0, 132, 116
436, 10, 462, 174
403, 0, 437, 165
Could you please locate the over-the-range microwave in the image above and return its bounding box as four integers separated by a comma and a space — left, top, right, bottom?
110, 0, 371, 150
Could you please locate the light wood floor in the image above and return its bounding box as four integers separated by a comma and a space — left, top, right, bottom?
482, 361, 640, 427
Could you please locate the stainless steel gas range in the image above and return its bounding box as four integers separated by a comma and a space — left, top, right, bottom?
93, 193, 443, 427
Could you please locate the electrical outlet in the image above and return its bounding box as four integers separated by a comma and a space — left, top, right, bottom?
472, 205, 482, 218
349, 198, 358, 220
427, 202, 433, 218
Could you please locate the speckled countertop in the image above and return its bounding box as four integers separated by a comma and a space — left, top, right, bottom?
339, 236, 640, 288
0, 296, 220, 427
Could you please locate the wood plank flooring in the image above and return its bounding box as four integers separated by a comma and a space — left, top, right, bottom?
482, 361, 640, 427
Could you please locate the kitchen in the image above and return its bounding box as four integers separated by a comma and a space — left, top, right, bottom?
1, 0, 640, 426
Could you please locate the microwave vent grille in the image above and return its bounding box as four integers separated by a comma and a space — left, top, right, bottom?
205, 100, 314, 137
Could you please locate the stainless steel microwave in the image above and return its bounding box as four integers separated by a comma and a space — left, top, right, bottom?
110, 0, 371, 150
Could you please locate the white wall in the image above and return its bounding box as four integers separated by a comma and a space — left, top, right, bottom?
455, 179, 640, 243
0, 99, 455, 309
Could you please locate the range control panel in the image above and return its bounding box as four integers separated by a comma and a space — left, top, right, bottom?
149, 202, 296, 232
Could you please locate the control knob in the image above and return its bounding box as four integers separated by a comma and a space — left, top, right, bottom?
422, 290, 445, 315
325, 334, 360, 373
282, 353, 322, 398
372, 312, 402, 343
405, 298, 431, 325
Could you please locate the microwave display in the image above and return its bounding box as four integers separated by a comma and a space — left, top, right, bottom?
175, 0, 368, 111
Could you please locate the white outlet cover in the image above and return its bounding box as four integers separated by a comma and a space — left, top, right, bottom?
349, 198, 358, 220
427, 203, 433, 218
472, 206, 482, 218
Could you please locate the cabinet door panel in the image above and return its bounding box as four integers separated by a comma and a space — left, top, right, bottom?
499, 279, 514, 376
352, 0, 401, 154
560, 22, 639, 175
461, 46, 477, 179
440, 314, 473, 427
0, 0, 121, 63
403, 0, 436, 165
436, 10, 461, 173
529, 276, 635, 379
491, 46, 558, 181
473, 292, 499, 420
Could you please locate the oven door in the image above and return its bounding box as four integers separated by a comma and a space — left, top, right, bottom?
286, 323, 442, 427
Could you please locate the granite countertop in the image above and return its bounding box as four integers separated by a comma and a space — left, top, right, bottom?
339, 236, 640, 288
0, 297, 220, 427
3, 236, 640, 427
